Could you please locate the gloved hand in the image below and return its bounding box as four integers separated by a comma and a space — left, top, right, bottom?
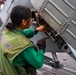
37, 38, 46, 52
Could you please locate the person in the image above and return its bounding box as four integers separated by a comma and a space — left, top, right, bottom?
0, 5, 46, 75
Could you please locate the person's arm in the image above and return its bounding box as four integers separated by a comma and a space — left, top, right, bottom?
21, 47, 44, 69
23, 25, 46, 38
23, 28, 36, 38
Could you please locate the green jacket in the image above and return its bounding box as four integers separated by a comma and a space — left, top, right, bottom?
0, 29, 35, 75
0, 28, 44, 75
13, 28, 44, 69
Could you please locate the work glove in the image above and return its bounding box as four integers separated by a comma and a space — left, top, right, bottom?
37, 38, 46, 52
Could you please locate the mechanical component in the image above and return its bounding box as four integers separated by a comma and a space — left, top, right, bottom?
55, 21, 70, 36
31, 0, 76, 60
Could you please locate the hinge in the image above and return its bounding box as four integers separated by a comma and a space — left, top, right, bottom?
55, 9, 76, 37
39, 0, 49, 13
55, 21, 70, 36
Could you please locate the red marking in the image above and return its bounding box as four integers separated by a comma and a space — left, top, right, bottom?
2, 0, 4, 4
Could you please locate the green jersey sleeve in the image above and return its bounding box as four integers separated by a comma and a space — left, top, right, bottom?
21, 47, 44, 69
23, 28, 36, 38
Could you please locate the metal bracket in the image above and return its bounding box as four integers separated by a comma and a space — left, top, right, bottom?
56, 21, 70, 36
39, 0, 49, 14
55, 7, 76, 36
56, 9, 76, 37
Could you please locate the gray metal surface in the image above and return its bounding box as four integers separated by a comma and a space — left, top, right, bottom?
37, 53, 76, 75
37, 67, 76, 75
38, 0, 76, 51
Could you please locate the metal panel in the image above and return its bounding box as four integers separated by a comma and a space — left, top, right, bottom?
39, 0, 76, 50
